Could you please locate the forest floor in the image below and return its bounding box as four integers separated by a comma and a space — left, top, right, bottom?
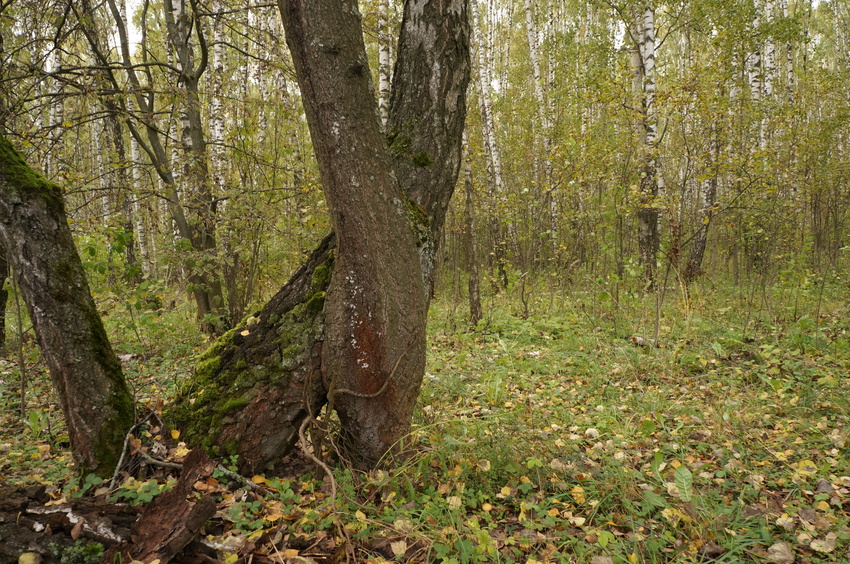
1, 278, 849, 563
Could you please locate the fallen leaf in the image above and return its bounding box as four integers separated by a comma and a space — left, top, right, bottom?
809, 533, 837, 553
390, 540, 407, 556
793, 460, 818, 476
776, 515, 795, 531
571, 485, 585, 504
766, 541, 794, 564
70, 518, 84, 540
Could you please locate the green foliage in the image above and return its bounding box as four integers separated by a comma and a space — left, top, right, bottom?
108, 477, 175, 505
52, 541, 104, 564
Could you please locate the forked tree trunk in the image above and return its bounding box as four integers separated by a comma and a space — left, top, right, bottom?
0, 134, 135, 477
171, 0, 470, 473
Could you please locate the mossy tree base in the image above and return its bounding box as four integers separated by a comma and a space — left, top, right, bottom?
170, 234, 334, 474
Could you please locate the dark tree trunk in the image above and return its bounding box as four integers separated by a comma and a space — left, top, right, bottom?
173, 0, 469, 472
684, 124, 719, 283
0, 134, 134, 477
169, 234, 332, 474
463, 146, 482, 326
0, 246, 8, 352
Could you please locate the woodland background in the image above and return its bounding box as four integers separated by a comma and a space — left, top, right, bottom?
0, 0, 849, 562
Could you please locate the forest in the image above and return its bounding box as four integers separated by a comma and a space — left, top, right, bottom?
0, 0, 848, 562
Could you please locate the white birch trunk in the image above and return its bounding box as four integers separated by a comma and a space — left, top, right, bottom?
210, 0, 227, 209
93, 118, 112, 221
378, 0, 392, 127
48, 46, 65, 181
780, 0, 795, 100
635, 5, 663, 286
764, 0, 776, 98
471, 0, 505, 195
472, 0, 512, 283
524, 0, 555, 247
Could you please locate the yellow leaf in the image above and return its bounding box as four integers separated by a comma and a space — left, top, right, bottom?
795, 460, 818, 476
282, 549, 299, 558
816, 500, 830, 511
355, 510, 366, 521
548, 508, 560, 517
477, 459, 491, 472
569, 515, 586, 526
447, 496, 462, 510
661, 507, 693, 525
571, 485, 586, 504
170, 429, 180, 440
670, 459, 682, 468
393, 519, 414, 533
482, 503, 493, 512
251, 475, 267, 484
628, 553, 639, 564
240, 329, 250, 336
499, 485, 512, 497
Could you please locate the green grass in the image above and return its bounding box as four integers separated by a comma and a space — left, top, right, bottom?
1, 277, 848, 562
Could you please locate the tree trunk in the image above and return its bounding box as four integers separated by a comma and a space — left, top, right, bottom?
463, 137, 482, 326
0, 247, 7, 353
684, 124, 720, 283
0, 134, 134, 477
377, 0, 392, 127
633, 5, 662, 288
78, 0, 226, 333
172, 0, 469, 473
471, 0, 510, 289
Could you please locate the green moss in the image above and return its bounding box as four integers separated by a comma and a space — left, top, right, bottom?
405, 197, 432, 247
387, 125, 431, 168
220, 395, 249, 413
173, 249, 337, 454
311, 262, 332, 293
0, 134, 65, 210
412, 151, 432, 167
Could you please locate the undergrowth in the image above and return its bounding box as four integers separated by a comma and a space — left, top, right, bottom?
1, 275, 848, 562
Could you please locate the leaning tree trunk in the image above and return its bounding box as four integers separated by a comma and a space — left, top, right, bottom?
0, 247, 7, 353
0, 134, 135, 477
171, 0, 469, 473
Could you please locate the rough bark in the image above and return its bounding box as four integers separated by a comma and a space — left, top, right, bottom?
170, 234, 332, 474
0, 247, 7, 352
463, 138, 482, 326
103, 449, 217, 564
173, 0, 469, 472
0, 134, 134, 477
387, 0, 471, 294
278, 0, 429, 468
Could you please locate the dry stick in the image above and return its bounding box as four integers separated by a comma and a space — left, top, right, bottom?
109, 412, 158, 490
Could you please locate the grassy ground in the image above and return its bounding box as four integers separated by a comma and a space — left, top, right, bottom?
1, 276, 848, 563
